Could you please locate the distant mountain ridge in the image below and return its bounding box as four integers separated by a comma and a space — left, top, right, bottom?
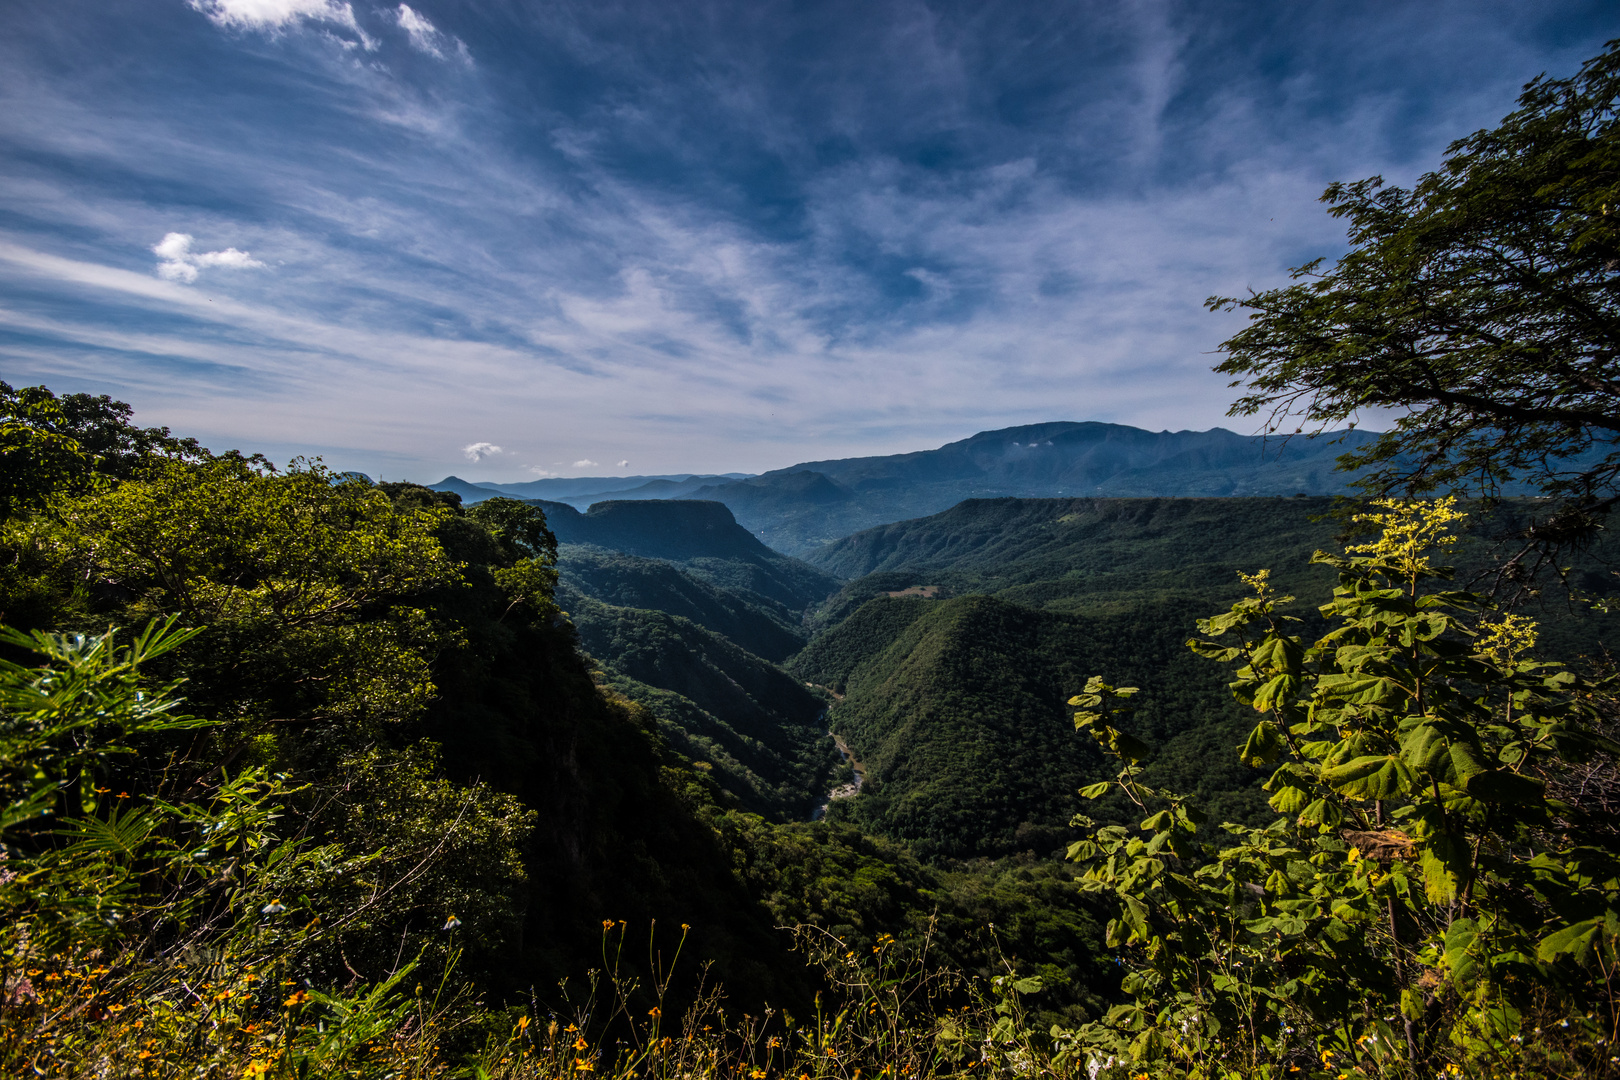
427, 421, 1379, 556
693, 422, 1379, 554
428, 473, 753, 504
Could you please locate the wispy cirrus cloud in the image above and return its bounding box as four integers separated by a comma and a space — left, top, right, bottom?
1, 0, 1616, 481
187, 0, 373, 48
393, 4, 466, 62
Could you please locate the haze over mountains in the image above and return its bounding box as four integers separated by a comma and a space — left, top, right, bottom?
432, 421, 1377, 556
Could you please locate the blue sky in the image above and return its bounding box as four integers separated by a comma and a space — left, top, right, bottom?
2, 1, 1617, 481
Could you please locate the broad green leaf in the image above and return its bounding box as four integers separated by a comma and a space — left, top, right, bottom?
1399, 723, 1449, 773
1537, 918, 1604, 965
1186, 638, 1242, 662
1321, 755, 1413, 800
1122, 894, 1150, 939
1251, 635, 1305, 674
1447, 741, 1494, 789
1239, 721, 1284, 766
1140, 810, 1173, 832
1420, 835, 1467, 905
1109, 730, 1149, 763
1297, 798, 1343, 827
1268, 785, 1310, 814
1251, 674, 1301, 716
1444, 918, 1480, 989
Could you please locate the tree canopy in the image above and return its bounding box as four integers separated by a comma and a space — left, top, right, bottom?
1211, 41, 1620, 549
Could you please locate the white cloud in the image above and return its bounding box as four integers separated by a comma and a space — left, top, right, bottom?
573, 459, 598, 468
152, 233, 265, 284
395, 5, 450, 58
527, 465, 560, 477
190, 0, 353, 31
617, 460, 630, 468
462, 441, 501, 462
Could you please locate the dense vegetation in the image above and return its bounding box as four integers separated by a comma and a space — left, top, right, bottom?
797, 594, 1274, 859
1063, 501, 1620, 1077
0, 382, 1135, 1074
6, 380, 1619, 1078
5, 39, 1620, 1078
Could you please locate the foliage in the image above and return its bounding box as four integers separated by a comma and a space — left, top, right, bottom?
1061, 499, 1620, 1078
789, 594, 936, 693
1210, 42, 1620, 558
805, 497, 1346, 596
298, 743, 537, 986
0, 381, 205, 519
467, 919, 1060, 1080
0, 421, 808, 1009
6, 455, 461, 753
469, 498, 563, 624
0, 618, 478, 1078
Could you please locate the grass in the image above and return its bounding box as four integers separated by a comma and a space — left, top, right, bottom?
2, 922, 1067, 1080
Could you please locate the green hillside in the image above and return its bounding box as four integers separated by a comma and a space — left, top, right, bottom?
558, 544, 808, 661
534, 497, 843, 612
806, 496, 1344, 597
790, 594, 936, 691
810, 593, 1270, 859
795, 496, 1620, 861
564, 590, 836, 819
696, 425, 1380, 555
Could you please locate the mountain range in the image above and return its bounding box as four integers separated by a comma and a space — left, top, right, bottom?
431, 421, 1378, 556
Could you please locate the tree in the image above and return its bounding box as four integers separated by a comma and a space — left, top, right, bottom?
1060, 499, 1619, 1079
1210, 41, 1620, 569
0, 382, 205, 519
37, 456, 461, 747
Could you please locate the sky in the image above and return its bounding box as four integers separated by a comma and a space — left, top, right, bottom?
2, 1, 1617, 482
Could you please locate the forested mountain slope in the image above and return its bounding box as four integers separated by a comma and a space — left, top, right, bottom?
536, 498, 842, 611
687, 423, 1377, 554
558, 545, 807, 662
807, 496, 1342, 584
807, 495, 1620, 639
0, 440, 821, 1012
488, 423, 1379, 555
795, 495, 1620, 860
798, 593, 1269, 859
562, 589, 835, 819
538, 505, 844, 819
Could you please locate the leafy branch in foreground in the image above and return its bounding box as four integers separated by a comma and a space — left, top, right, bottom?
1061, 498, 1620, 1080
1209, 40, 1620, 578
0, 620, 490, 1078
